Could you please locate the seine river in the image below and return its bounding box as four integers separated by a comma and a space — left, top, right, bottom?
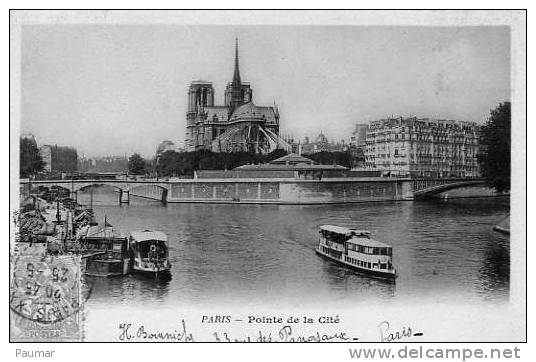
77, 189, 510, 310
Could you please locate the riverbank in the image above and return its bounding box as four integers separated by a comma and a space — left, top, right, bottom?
130, 180, 500, 205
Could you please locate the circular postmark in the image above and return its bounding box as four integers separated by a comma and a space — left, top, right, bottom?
10, 254, 83, 324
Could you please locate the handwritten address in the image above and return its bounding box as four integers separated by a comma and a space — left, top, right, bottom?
117, 318, 421, 342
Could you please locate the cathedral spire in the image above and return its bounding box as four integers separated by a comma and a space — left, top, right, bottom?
232, 37, 241, 86
227, 37, 246, 115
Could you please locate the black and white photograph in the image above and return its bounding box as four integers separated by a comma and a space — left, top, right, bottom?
8, 9, 526, 351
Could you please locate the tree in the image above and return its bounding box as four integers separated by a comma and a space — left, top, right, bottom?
307, 151, 354, 168
128, 153, 147, 175
153, 149, 290, 178
477, 102, 511, 193
20, 137, 44, 178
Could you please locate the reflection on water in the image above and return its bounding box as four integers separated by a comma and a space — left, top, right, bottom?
86, 275, 171, 306
478, 235, 510, 300
77, 189, 509, 308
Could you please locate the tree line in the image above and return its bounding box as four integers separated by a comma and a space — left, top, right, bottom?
129, 149, 360, 178
147, 149, 288, 177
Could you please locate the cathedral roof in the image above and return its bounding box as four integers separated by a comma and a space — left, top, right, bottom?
205, 107, 230, 122
229, 102, 277, 123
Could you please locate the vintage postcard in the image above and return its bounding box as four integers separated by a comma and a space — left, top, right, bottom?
8, 8, 526, 355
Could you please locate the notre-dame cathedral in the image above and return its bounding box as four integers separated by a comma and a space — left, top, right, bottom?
185, 39, 291, 154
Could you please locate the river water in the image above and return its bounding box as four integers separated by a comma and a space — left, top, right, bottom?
77, 188, 510, 311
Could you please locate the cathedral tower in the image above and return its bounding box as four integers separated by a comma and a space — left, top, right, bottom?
185, 38, 286, 153
224, 38, 252, 115
185, 81, 214, 149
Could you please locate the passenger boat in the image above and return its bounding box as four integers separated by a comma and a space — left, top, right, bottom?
80, 223, 130, 277
129, 230, 172, 277
316, 225, 397, 280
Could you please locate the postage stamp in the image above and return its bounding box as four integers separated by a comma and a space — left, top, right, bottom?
9, 253, 84, 342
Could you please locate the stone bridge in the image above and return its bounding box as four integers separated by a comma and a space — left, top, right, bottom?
21, 179, 169, 204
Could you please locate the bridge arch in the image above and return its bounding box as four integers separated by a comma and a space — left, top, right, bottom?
412, 179, 487, 199
75, 183, 127, 193
76, 183, 134, 205
128, 183, 169, 203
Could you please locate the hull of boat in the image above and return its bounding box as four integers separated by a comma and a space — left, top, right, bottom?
316, 248, 397, 281
85, 258, 130, 277
131, 266, 172, 279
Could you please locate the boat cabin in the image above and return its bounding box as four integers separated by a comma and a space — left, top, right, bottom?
129, 230, 168, 259
80, 225, 129, 257
317, 225, 396, 278
319, 225, 371, 241
79, 225, 130, 277
129, 230, 171, 276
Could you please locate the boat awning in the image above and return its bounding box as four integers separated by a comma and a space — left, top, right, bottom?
130, 230, 167, 242
347, 237, 391, 248
84, 225, 125, 239
319, 225, 371, 237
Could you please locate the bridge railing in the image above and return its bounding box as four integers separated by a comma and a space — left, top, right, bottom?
411, 178, 484, 193
412, 179, 450, 192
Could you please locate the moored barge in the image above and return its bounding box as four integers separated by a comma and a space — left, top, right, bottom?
79, 224, 130, 277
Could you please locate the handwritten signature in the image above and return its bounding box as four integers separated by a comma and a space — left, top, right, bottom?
118, 320, 194, 342
378, 321, 422, 342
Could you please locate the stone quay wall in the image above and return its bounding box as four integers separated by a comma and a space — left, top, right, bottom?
143, 178, 414, 204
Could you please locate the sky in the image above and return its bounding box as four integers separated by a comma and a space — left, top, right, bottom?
20, 25, 510, 158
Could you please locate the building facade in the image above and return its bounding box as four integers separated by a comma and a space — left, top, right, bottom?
350, 124, 368, 148
78, 155, 128, 173
185, 40, 291, 154
348, 124, 368, 168
40, 145, 78, 174
364, 117, 480, 178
